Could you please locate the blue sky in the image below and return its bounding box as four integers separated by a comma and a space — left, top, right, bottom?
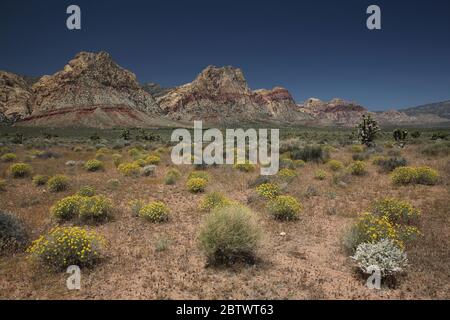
1, 0, 449, 110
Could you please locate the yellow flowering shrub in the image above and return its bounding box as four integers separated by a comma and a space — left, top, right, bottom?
345, 212, 402, 252
188, 171, 210, 182
78, 195, 113, 223
278, 168, 297, 180
51, 195, 84, 220
391, 166, 439, 185
128, 147, 141, 158
350, 145, 364, 153
145, 155, 161, 165
255, 183, 280, 200
1, 153, 17, 163
112, 153, 122, 167
118, 162, 141, 177
328, 160, 344, 171
27, 226, 105, 271
47, 175, 70, 192
294, 159, 306, 168
314, 169, 327, 180
139, 201, 169, 223
372, 156, 387, 165
10, 163, 32, 178
199, 192, 232, 212
348, 161, 367, 176
267, 195, 302, 221
371, 197, 420, 224
133, 159, 147, 167
186, 177, 207, 193
84, 159, 104, 172
233, 162, 256, 172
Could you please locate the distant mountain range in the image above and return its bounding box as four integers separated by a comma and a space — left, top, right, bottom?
1, 51, 449, 128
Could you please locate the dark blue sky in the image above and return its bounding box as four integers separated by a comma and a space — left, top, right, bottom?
1, 0, 449, 110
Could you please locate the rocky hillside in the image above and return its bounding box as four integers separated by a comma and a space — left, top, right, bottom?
157, 65, 307, 124
0, 71, 34, 124
401, 100, 450, 120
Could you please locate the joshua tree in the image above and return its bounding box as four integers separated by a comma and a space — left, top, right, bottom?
393, 129, 408, 148
120, 129, 131, 140
356, 114, 380, 147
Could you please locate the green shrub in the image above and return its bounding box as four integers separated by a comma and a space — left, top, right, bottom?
199, 205, 261, 265
32, 175, 48, 186
118, 162, 141, 177
1, 153, 17, 162
84, 159, 104, 172
376, 157, 407, 172
199, 192, 231, 212
328, 160, 344, 171
79, 195, 113, 223
348, 161, 367, 176
0, 211, 28, 255
267, 195, 302, 221
255, 183, 280, 200
186, 177, 207, 193
27, 226, 105, 271
314, 169, 327, 180
291, 145, 328, 163
139, 201, 169, 223
78, 185, 96, 197
47, 175, 70, 192
10, 163, 32, 178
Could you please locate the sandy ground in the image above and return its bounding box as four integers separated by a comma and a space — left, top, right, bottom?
0, 143, 449, 299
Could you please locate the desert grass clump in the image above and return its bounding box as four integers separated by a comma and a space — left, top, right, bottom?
187, 177, 207, 193
199, 192, 232, 212
118, 162, 141, 177
1, 153, 17, 162
199, 204, 261, 265
47, 175, 70, 192
351, 239, 408, 278
129, 199, 145, 216
107, 178, 120, 189
391, 166, 439, 186
255, 183, 280, 200
267, 195, 302, 221
348, 161, 367, 176
32, 175, 48, 186
10, 163, 32, 178
139, 201, 169, 223
27, 226, 105, 271
84, 159, 104, 172
164, 168, 181, 185
78, 185, 96, 197
314, 169, 328, 180
145, 154, 161, 165
328, 160, 344, 171
0, 211, 28, 255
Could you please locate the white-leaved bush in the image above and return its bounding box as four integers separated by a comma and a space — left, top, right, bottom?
351, 239, 408, 277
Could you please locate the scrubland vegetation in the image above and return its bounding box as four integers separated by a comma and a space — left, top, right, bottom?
0, 126, 449, 299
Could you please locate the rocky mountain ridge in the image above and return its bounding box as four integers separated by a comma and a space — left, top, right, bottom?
1, 51, 448, 128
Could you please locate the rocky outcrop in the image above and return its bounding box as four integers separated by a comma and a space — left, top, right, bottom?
157, 65, 307, 124
298, 98, 368, 126
0, 71, 33, 123
18, 51, 171, 128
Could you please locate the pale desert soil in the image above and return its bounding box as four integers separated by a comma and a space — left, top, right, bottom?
0, 144, 449, 299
